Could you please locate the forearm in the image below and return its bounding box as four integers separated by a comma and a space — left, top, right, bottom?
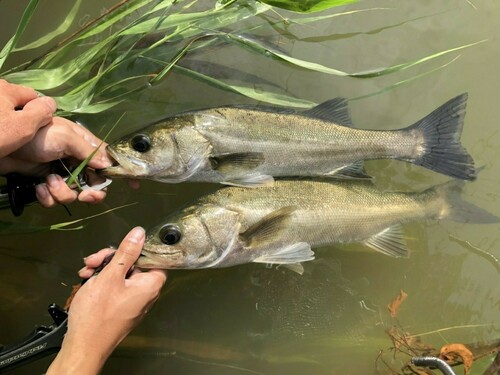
46, 337, 109, 375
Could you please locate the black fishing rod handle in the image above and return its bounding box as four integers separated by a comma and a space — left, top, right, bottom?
6, 173, 42, 216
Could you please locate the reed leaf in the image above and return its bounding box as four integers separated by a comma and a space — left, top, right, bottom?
12, 0, 84, 52
0, 0, 39, 70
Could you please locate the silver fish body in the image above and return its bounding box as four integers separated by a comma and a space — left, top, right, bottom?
102, 94, 475, 185
137, 180, 496, 272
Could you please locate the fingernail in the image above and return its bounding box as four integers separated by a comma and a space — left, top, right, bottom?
35, 184, 49, 199
128, 226, 145, 244
84, 254, 96, 261
78, 266, 87, 274
47, 174, 61, 189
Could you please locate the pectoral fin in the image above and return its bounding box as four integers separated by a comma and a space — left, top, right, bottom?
363, 224, 409, 258
240, 206, 296, 248
325, 161, 373, 180
209, 152, 265, 174
253, 242, 314, 265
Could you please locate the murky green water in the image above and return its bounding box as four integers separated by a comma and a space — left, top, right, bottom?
1, 1, 499, 374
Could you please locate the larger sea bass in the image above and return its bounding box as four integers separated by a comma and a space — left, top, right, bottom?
102, 94, 475, 185
136, 180, 496, 272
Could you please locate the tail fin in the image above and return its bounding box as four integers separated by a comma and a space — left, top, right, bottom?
435, 181, 499, 223
408, 93, 476, 180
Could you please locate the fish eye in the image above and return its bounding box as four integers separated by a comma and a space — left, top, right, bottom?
131, 134, 151, 153
159, 224, 181, 245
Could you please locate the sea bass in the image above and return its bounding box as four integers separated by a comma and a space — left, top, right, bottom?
101, 94, 475, 186
136, 180, 496, 272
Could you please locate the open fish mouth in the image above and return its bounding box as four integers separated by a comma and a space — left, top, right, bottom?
97, 146, 148, 177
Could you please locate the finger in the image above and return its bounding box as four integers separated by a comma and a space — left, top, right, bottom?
83, 248, 116, 268
78, 248, 116, 278
78, 189, 107, 204
53, 117, 113, 169
0, 97, 56, 156
131, 269, 168, 287
108, 227, 145, 277
0, 80, 38, 110
78, 266, 96, 279
35, 184, 57, 208
16, 96, 57, 131
44, 174, 78, 204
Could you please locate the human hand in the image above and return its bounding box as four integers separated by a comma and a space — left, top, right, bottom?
0, 79, 56, 158
47, 227, 167, 375
0, 79, 114, 206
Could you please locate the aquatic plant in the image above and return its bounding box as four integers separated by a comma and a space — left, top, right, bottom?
0, 0, 480, 116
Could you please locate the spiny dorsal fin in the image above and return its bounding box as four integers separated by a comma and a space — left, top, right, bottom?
325, 161, 373, 180
240, 206, 296, 248
363, 224, 409, 258
302, 98, 353, 127
209, 152, 265, 174
253, 242, 314, 265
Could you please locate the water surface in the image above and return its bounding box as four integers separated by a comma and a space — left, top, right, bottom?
0, 1, 499, 374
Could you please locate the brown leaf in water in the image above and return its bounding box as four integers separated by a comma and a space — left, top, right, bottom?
388, 289, 408, 318
64, 283, 82, 310
439, 343, 474, 375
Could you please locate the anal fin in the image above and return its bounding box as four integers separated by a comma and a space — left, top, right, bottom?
363, 224, 409, 258
325, 161, 373, 180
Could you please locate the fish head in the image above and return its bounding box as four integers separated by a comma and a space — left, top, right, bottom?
101, 118, 190, 178
137, 204, 242, 269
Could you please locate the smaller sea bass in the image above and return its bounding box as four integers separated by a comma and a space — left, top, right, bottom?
136, 180, 497, 273
101, 94, 475, 186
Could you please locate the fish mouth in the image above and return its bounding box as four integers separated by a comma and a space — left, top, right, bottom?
97, 146, 147, 178
135, 254, 159, 269
135, 250, 183, 269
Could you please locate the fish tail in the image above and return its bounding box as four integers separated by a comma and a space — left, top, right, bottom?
433, 181, 498, 223
408, 93, 476, 180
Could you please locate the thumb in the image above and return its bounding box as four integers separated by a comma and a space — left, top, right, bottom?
18, 96, 57, 131
107, 227, 146, 278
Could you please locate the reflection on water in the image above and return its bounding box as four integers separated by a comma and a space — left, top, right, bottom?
1, 1, 500, 374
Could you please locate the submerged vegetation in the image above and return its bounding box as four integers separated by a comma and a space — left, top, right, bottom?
0, 0, 482, 117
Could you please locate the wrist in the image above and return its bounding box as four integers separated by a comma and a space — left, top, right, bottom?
47, 335, 108, 375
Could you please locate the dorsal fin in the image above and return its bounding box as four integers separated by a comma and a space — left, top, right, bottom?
302, 98, 353, 127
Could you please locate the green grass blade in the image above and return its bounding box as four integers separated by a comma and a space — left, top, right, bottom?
173, 64, 316, 108
349, 56, 462, 102
257, 0, 358, 13
0, 202, 137, 235
65, 113, 125, 187
224, 32, 486, 78
13, 0, 83, 52
49, 202, 138, 230
350, 39, 487, 78
0, 0, 39, 69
